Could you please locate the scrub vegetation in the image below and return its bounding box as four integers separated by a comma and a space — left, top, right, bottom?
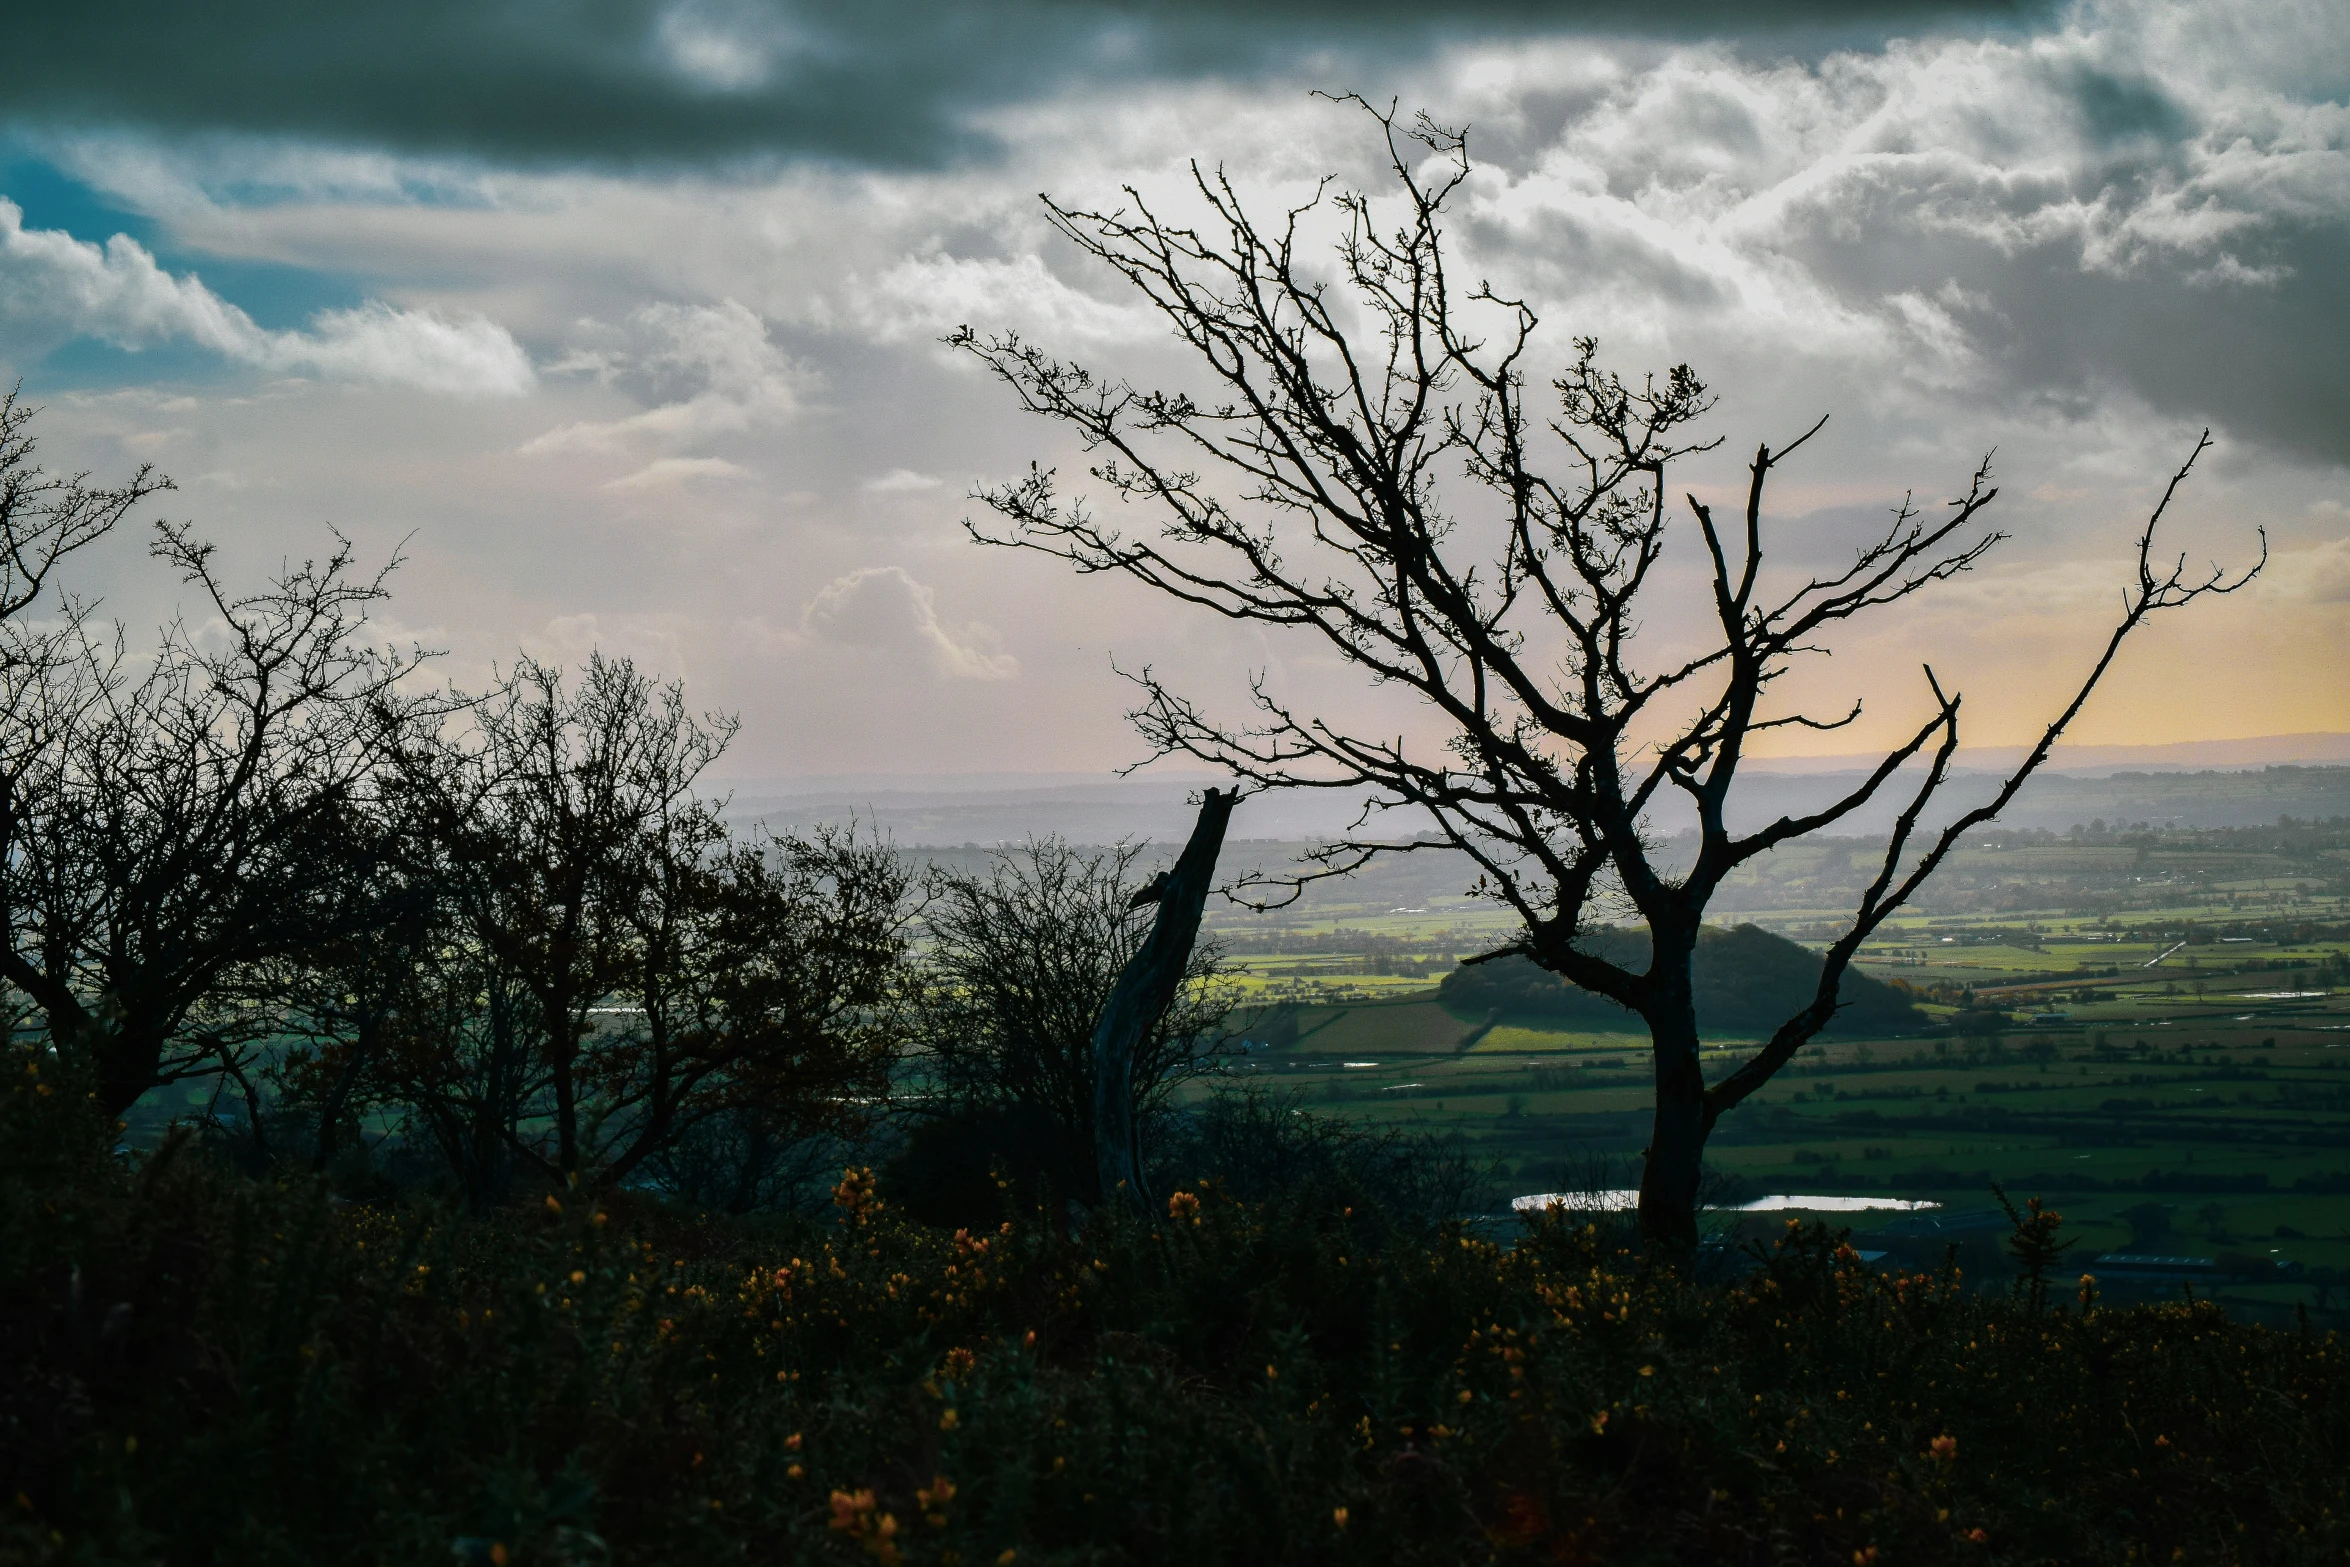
9, 1067, 2348, 1567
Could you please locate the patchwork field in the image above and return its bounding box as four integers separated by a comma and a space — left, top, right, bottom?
1191, 820, 2350, 1318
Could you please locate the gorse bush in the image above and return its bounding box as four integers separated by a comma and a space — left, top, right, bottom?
6, 1060, 2346, 1567
1149, 1085, 1489, 1234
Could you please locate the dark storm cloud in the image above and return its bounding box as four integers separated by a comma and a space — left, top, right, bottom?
1995, 230, 2350, 469
11, 0, 2054, 170
1752, 111, 2350, 467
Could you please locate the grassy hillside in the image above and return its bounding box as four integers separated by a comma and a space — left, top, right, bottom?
1434, 924, 1926, 1036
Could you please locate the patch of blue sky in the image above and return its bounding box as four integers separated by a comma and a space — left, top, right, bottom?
194, 161, 500, 214
23, 337, 248, 395
2, 149, 163, 250
3, 149, 373, 336
150, 256, 370, 335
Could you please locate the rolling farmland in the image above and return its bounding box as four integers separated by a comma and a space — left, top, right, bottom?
1190, 820, 2350, 1314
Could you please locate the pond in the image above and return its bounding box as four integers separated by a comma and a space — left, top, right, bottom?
1512, 1191, 1942, 1214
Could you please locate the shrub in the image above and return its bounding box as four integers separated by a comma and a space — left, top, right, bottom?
6, 1060, 2346, 1566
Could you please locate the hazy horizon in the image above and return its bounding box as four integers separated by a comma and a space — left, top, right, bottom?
716, 730, 2350, 793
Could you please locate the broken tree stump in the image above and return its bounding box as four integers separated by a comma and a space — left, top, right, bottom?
1090, 786, 1236, 1210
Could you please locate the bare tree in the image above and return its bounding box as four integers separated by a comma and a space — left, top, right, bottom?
344, 864, 539, 1209
2, 498, 426, 1121
953, 101, 2261, 1247
260, 789, 445, 1173
380, 655, 913, 1199
596, 825, 914, 1195
0, 391, 171, 1066
387, 654, 735, 1185
913, 838, 1231, 1204
0, 387, 169, 629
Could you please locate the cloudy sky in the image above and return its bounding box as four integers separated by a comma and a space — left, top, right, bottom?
2, 0, 2343, 784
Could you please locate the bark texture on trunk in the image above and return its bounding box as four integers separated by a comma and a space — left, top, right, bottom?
1090, 787, 1235, 1211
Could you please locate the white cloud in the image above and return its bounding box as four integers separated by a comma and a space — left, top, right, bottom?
2266, 537, 2350, 605
1400, 11, 2350, 417
604, 455, 753, 491
0, 198, 533, 396
753, 565, 1019, 681
522, 298, 806, 453
6, 0, 2344, 773
533, 613, 690, 680
288, 301, 540, 397
862, 467, 943, 494
850, 251, 1162, 345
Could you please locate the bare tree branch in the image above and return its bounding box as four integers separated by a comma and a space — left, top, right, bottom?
952, 101, 2262, 1247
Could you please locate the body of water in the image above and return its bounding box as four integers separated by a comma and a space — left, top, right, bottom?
1512, 1191, 1943, 1214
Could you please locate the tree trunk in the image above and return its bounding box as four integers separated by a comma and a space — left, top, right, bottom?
549, 1030, 580, 1179
224, 1053, 275, 1165
1090, 787, 1235, 1211
1637, 998, 1708, 1252
311, 1006, 377, 1174
94, 1023, 166, 1125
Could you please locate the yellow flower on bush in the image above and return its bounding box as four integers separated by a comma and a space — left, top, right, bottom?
829, 1489, 901, 1565
1167, 1191, 1201, 1224
1930, 1435, 1958, 1463
833, 1166, 880, 1222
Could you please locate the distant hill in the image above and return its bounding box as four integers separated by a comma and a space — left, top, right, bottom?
722, 760, 2350, 845
1694, 765, 2350, 838
1437, 924, 1926, 1037
1745, 732, 2350, 775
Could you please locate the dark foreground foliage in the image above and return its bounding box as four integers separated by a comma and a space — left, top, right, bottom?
5, 1064, 2345, 1567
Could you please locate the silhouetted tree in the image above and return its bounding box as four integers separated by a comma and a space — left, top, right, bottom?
384, 654, 732, 1185
374, 656, 913, 1201
955, 99, 2262, 1247
595, 826, 913, 1196
1, 389, 169, 1064
0, 399, 425, 1120
1089, 786, 1233, 1206
0, 388, 170, 629
911, 838, 1231, 1205
260, 783, 446, 1173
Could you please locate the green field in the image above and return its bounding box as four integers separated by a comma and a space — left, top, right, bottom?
1192, 821, 2350, 1316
